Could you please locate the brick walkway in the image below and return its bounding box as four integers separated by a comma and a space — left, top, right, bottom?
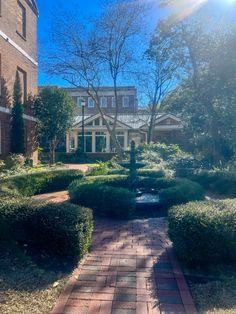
51, 219, 197, 314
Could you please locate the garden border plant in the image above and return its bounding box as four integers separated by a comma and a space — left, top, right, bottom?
69, 174, 205, 218
0, 169, 84, 197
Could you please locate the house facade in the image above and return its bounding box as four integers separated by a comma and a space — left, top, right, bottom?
0, 0, 38, 162
65, 87, 184, 158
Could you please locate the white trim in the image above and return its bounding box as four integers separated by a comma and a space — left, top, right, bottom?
0, 30, 38, 66
0, 106, 10, 114
155, 114, 181, 124
155, 125, 183, 130
0, 106, 36, 122
23, 114, 37, 122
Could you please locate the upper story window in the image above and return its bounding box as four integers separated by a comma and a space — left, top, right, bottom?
100, 97, 107, 108
17, 1, 26, 39
123, 96, 129, 108
17, 67, 27, 103
88, 97, 94, 108
112, 97, 116, 108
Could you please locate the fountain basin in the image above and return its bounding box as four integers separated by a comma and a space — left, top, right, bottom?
118, 162, 146, 170
136, 190, 160, 211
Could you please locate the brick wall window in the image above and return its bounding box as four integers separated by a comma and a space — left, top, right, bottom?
88, 97, 94, 108
123, 96, 129, 108
17, 1, 26, 39
112, 97, 116, 107
100, 97, 107, 108
17, 67, 27, 103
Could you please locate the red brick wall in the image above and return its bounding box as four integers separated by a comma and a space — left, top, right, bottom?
0, 0, 38, 162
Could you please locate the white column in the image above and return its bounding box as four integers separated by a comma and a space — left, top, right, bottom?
124, 131, 129, 149
92, 131, 96, 153
74, 132, 78, 150
106, 132, 110, 152
66, 133, 70, 153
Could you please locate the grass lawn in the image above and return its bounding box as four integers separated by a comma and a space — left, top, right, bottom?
0, 241, 73, 314
183, 264, 236, 314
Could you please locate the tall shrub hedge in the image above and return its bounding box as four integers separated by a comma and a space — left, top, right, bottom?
168, 200, 236, 266
0, 197, 93, 260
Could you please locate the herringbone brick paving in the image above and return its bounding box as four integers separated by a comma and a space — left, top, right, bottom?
51, 218, 197, 314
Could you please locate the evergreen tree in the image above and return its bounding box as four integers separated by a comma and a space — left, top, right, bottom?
10, 71, 25, 154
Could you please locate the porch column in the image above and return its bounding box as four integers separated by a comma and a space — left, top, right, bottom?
124, 131, 129, 149
106, 132, 110, 152
92, 131, 96, 153
74, 132, 78, 150
66, 133, 70, 153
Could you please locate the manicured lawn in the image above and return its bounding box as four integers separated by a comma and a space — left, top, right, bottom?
0, 241, 72, 314
184, 264, 236, 314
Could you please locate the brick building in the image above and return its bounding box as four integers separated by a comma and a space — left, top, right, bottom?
64, 86, 184, 158
0, 0, 38, 162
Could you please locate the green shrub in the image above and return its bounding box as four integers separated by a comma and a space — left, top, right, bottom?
160, 180, 205, 207
0, 197, 93, 260
137, 169, 165, 178
168, 200, 236, 266
69, 181, 135, 219
193, 171, 236, 196
4, 154, 25, 170
1, 169, 83, 196
83, 175, 129, 189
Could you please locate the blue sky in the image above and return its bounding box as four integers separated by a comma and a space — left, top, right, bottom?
36, 0, 236, 87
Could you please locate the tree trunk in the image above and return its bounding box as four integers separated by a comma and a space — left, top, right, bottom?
49, 139, 56, 165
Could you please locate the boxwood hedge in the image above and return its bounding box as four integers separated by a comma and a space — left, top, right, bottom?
69, 180, 135, 219
1, 169, 83, 196
0, 197, 93, 260
168, 200, 236, 266
192, 170, 236, 197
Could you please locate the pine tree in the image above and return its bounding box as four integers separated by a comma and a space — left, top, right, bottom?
10, 71, 25, 154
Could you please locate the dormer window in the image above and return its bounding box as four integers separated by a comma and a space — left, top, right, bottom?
17, 1, 26, 39
100, 97, 107, 108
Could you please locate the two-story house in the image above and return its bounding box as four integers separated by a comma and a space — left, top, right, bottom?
0, 0, 38, 162
64, 86, 184, 159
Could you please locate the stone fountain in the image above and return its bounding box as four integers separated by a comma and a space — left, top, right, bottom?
119, 141, 160, 210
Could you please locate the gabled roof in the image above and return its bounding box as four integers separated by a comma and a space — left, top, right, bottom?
72, 113, 182, 130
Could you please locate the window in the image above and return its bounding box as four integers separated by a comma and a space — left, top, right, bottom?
78, 132, 92, 153
100, 97, 107, 108
17, 1, 26, 39
123, 96, 129, 108
95, 132, 106, 152
94, 118, 100, 126
17, 67, 27, 103
112, 97, 116, 108
111, 132, 125, 151
88, 97, 94, 108
70, 138, 75, 151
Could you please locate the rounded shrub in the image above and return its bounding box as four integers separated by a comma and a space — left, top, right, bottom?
168, 200, 236, 266
160, 179, 205, 208
0, 197, 93, 260
69, 180, 135, 219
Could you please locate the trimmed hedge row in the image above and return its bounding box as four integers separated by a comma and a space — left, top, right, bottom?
192, 170, 236, 197
107, 168, 166, 178
0, 197, 93, 260
1, 169, 83, 196
69, 175, 204, 217
168, 200, 236, 266
69, 181, 135, 219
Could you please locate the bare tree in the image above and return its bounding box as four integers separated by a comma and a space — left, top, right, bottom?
45, 0, 145, 157
139, 25, 181, 143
